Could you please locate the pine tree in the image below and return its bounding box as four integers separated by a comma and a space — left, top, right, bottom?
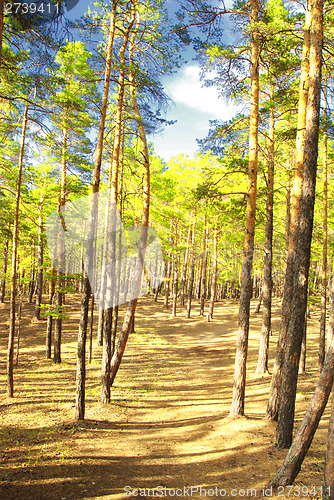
275, 0, 323, 449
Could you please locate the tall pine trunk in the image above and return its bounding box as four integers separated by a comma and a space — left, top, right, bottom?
172, 220, 178, 317
230, 0, 259, 417
299, 313, 307, 374
266, 4, 311, 421
7, 104, 28, 398
187, 216, 196, 319
256, 82, 274, 374
46, 271, 55, 359
35, 207, 44, 320
200, 219, 208, 316
207, 224, 218, 322
75, 0, 117, 421
270, 327, 334, 487
275, 0, 323, 449
328, 274, 334, 349
0, 239, 8, 302
54, 127, 67, 364
324, 393, 334, 499
109, 12, 150, 387
164, 257, 171, 307
28, 261, 35, 304
100, 13, 134, 405
319, 74, 327, 372
97, 309, 104, 346
179, 226, 192, 306
88, 296, 94, 363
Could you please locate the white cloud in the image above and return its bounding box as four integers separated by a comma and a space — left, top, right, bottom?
164, 65, 236, 121
151, 64, 242, 162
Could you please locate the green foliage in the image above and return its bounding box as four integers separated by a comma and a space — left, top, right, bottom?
0, 0, 333, 304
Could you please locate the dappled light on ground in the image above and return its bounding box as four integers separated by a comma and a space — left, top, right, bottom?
0, 295, 329, 499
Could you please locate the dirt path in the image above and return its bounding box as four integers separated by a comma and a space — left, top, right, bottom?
0, 295, 330, 499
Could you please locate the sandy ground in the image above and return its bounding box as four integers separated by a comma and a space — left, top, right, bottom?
0, 294, 330, 500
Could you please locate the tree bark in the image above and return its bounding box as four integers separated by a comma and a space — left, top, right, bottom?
266, 5, 311, 421
101, 307, 112, 403
88, 296, 94, 363
75, 276, 91, 420
200, 220, 208, 316
328, 275, 334, 348
299, 312, 307, 374
97, 308, 104, 346
92, 0, 117, 194
111, 305, 118, 355
179, 226, 192, 306
275, 0, 323, 448
53, 277, 63, 362
319, 73, 327, 372
75, 0, 117, 420
230, 0, 259, 417
35, 210, 44, 320
28, 265, 35, 304
324, 393, 334, 499
269, 333, 334, 487
284, 172, 292, 261
254, 289, 263, 314
15, 285, 22, 366
187, 216, 196, 319
164, 257, 171, 307
110, 299, 137, 387
100, 13, 134, 405
172, 220, 179, 317
207, 225, 218, 322
0, 239, 8, 303
46, 271, 55, 359
109, 9, 150, 387
54, 126, 67, 364
256, 82, 274, 374
7, 104, 28, 398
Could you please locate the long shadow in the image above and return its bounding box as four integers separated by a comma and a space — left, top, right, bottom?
0, 419, 289, 500
0, 294, 325, 499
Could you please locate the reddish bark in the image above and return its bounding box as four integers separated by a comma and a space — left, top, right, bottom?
230, 0, 259, 417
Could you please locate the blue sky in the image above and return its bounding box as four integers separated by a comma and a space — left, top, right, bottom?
150, 64, 239, 162
65, 0, 240, 163
149, 0, 240, 162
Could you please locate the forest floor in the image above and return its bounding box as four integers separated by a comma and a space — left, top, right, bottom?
0, 294, 331, 500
